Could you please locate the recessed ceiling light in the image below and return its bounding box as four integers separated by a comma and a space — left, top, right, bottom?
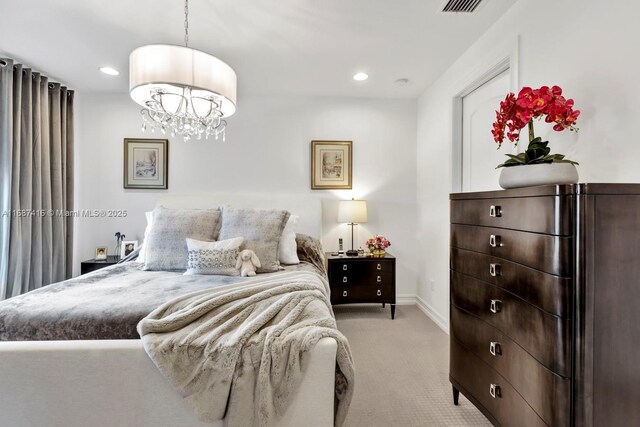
353, 72, 368, 81
395, 78, 410, 86
100, 67, 120, 76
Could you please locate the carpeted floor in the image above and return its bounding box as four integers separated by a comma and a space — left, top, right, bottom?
334, 304, 491, 427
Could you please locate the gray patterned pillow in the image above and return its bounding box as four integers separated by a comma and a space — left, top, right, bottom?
144, 206, 222, 271
218, 207, 290, 273
185, 237, 243, 276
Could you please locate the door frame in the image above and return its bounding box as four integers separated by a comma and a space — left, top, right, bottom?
451, 36, 520, 193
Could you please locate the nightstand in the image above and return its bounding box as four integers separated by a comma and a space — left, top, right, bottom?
326, 253, 396, 319
80, 255, 119, 275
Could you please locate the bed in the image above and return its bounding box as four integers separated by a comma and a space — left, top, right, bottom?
0, 195, 352, 427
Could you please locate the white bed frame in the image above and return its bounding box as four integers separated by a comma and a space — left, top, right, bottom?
0, 195, 336, 427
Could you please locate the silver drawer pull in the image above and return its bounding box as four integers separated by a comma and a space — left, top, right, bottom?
377, 289, 382, 296
489, 384, 501, 398
489, 234, 502, 248
489, 205, 502, 218
489, 341, 502, 356
342, 277, 348, 283
377, 263, 382, 270
343, 290, 348, 297
489, 263, 501, 277
377, 276, 382, 282
490, 299, 502, 313
342, 264, 348, 271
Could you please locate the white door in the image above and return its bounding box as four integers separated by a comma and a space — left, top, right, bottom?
462, 70, 512, 192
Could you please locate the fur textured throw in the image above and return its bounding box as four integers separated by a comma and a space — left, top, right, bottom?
137, 270, 354, 427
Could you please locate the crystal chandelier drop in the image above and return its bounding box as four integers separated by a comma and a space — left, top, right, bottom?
129, 0, 237, 141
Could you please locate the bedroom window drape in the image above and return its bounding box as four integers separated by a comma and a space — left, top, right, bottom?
0, 58, 74, 300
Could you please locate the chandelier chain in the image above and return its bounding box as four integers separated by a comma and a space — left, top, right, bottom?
184, 0, 189, 47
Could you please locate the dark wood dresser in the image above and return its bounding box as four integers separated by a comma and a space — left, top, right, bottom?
326, 253, 396, 319
449, 184, 640, 427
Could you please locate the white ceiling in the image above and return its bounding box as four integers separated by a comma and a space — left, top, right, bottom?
0, 0, 516, 98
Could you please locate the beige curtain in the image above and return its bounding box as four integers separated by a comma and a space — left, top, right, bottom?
0, 58, 74, 300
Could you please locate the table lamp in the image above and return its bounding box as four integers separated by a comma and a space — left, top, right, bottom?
338, 199, 368, 256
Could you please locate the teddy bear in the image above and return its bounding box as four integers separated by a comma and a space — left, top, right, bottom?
236, 249, 261, 277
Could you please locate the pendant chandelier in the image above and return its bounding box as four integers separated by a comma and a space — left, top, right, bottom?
129, 0, 237, 141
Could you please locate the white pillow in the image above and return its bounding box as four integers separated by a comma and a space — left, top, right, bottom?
136, 211, 153, 264
184, 237, 244, 276
279, 215, 300, 265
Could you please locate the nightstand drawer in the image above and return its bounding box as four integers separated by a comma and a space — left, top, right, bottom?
328, 261, 364, 284
331, 284, 393, 304
368, 260, 394, 274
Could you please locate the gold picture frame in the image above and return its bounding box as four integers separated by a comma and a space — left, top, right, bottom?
123, 138, 168, 189
311, 140, 352, 190
95, 247, 107, 260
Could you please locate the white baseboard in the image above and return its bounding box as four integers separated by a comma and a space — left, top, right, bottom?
394, 294, 449, 334
395, 294, 417, 305
415, 296, 449, 334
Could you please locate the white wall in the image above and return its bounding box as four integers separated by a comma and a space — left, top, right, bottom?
416, 0, 640, 330
74, 93, 418, 299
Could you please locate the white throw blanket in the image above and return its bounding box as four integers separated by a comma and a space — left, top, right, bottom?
137, 271, 354, 427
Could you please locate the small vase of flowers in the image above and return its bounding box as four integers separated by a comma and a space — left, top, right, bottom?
492, 85, 581, 189
366, 234, 391, 257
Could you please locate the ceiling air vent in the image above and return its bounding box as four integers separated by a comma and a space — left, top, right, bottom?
442, 0, 483, 13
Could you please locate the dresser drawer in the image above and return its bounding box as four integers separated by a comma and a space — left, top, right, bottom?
451, 224, 572, 276
451, 196, 573, 235
450, 339, 549, 427
330, 284, 393, 304
451, 271, 571, 377
451, 306, 570, 427
451, 248, 572, 318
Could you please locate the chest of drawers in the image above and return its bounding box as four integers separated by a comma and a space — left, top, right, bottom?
450, 184, 640, 427
326, 253, 396, 319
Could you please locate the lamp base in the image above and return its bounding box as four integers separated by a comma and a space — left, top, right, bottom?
346, 249, 359, 257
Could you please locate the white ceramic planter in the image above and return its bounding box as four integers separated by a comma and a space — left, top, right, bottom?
499, 163, 579, 189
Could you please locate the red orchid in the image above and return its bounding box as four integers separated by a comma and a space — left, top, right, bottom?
492, 85, 580, 148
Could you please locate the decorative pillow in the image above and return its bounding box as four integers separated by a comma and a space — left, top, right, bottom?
144, 206, 222, 271
136, 211, 153, 264
279, 215, 300, 265
218, 207, 290, 273
184, 237, 243, 276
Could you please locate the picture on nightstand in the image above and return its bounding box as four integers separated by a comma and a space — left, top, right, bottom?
95, 247, 107, 260
120, 240, 138, 258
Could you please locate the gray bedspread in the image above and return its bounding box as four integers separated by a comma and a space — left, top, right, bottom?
0, 234, 326, 341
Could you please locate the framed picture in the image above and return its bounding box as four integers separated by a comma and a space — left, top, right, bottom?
124, 138, 168, 189
120, 240, 139, 258
95, 247, 108, 260
311, 140, 352, 190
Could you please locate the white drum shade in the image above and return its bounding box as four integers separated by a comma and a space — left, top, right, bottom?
338, 200, 368, 224
129, 44, 237, 117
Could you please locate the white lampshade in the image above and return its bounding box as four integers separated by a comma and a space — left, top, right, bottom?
129, 44, 237, 117
338, 200, 368, 224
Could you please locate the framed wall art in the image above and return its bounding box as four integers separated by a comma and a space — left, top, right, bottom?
311, 140, 352, 190
123, 138, 168, 189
